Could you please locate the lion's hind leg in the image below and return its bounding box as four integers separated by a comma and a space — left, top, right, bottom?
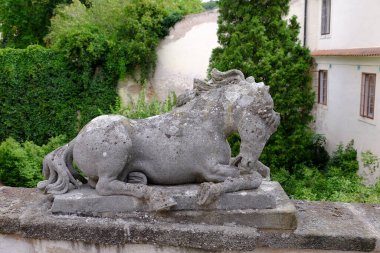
200, 164, 240, 183
197, 163, 240, 205
96, 177, 176, 211
96, 176, 148, 198
127, 172, 148, 185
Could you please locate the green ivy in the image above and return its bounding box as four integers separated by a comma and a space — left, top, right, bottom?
0, 0, 91, 48
0, 45, 117, 145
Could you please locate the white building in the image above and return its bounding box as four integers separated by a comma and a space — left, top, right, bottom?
289, 0, 380, 184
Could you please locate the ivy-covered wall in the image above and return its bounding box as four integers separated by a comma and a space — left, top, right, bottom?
0, 46, 117, 145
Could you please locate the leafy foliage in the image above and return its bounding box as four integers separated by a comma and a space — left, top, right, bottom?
272, 142, 380, 204
0, 46, 117, 145
0, 136, 67, 187
108, 91, 177, 119
202, 1, 218, 10
0, 0, 199, 49
209, 0, 316, 171
360, 150, 380, 185
0, 0, 91, 48
45, 0, 203, 81
328, 140, 358, 174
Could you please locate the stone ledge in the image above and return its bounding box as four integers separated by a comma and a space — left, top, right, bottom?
0, 186, 380, 252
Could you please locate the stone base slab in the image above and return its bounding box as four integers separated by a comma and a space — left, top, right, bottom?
51, 181, 297, 230
52, 181, 278, 212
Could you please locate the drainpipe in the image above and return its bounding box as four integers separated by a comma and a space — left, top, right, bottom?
303, 0, 308, 47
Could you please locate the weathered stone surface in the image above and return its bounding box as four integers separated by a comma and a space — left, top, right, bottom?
147, 181, 296, 230
51, 181, 278, 213
1, 186, 380, 252
0, 234, 373, 253
0, 187, 42, 235
51, 181, 295, 230
257, 201, 380, 252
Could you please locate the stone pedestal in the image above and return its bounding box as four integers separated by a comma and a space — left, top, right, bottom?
1, 186, 379, 252
52, 181, 297, 230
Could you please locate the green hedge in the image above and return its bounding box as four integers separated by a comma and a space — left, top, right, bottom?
0, 45, 117, 145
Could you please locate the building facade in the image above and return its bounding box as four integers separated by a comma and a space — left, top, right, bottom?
288, 0, 380, 184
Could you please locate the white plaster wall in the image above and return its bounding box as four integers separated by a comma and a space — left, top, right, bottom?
287, 0, 320, 50
289, 0, 380, 51
314, 56, 380, 183
305, 0, 322, 51
117, 11, 219, 104
151, 10, 219, 101
318, 0, 380, 50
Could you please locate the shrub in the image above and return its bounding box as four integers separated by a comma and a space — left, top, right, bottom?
272, 142, 380, 204
0, 136, 67, 187
202, 1, 218, 10
209, 0, 317, 171
45, 0, 203, 82
328, 140, 358, 174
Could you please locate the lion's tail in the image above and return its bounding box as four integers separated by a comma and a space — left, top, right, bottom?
37, 143, 84, 194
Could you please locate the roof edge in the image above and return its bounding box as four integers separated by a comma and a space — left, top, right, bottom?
311, 47, 380, 57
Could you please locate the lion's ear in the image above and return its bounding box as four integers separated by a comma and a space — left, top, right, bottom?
246, 76, 255, 83
255, 82, 268, 94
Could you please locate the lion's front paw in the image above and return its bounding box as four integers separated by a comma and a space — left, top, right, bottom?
197, 182, 222, 206
149, 191, 177, 211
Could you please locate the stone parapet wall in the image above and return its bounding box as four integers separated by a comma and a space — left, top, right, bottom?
0, 186, 380, 253
0, 234, 374, 253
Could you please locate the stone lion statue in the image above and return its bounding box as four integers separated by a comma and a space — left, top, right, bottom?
38, 69, 280, 211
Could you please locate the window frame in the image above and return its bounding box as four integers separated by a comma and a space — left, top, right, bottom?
360, 73, 376, 119
318, 70, 328, 105
321, 0, 331, 35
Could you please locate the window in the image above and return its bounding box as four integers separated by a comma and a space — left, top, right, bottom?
321, 0, 331, 35
360, 73, 376, 119
318, 70, 328, 105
